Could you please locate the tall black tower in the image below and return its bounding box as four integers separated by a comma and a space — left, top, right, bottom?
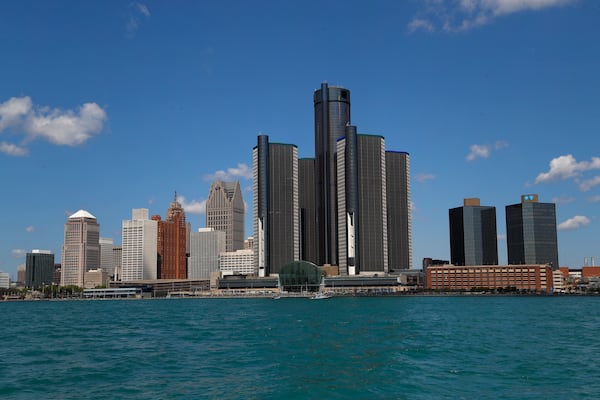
314, 82, 351, 266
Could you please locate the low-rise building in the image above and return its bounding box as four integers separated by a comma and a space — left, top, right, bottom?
220, 249, 255, 276
426, 264, 553, 293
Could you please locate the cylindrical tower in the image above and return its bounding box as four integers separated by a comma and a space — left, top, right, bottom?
314, 83, 351, 266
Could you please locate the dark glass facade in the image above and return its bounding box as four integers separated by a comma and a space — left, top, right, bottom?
299, 158, 318, 264
253, 136, 299, 276
356, 135, 387, 272
25, 251, 55, 288
385, 151, 412, 270
314, 83, 351, 266
449, 203, 498, 266
506, 197, 559, 268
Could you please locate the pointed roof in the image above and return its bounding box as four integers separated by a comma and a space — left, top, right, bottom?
69, 209, 96, 219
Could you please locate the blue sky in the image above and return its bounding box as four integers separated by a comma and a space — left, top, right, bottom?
1, 0, 599, 279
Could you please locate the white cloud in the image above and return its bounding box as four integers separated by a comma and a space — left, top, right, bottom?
0, 141, 28, 156
551, 195, 576, 205
535, 155, 600, 184
409, 0, 575, 32
11, 249, 27, 258
415, 173, 436, 182
0, 96, 107, 154
577, 176, 600, 192
588, 195, 600, 203
558, 215, 591, 231
466, 144, 490, 161
25, 225, 35, 233
135, 2, 151, 17
25, 102, 107, 146
178, 195, 206, 215
204, 163, 253, 181
408, 18, 435, 33
127, 2, 151, 37
0, 96, 32, 131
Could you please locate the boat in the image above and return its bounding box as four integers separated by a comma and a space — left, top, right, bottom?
272, 294, 281, 300
311, 291, 332, 300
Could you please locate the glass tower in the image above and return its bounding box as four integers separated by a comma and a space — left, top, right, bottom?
506, 194, 559, 269
314, 83, 351, 267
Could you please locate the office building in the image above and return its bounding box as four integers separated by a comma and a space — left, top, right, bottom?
426, 264, 553, 293
99, 237, 114, 273
153, 195, 188, 279
17, 264, 26, 286
298, 158, 318, 264
112, 246, 122, 281
0, 272, 9, 289
188, 228, 226, 280
121, 208, 158, 281
314, 83, 351, 267
220, 249, 255, 276
449, 198, 498, 266
506, 194, 559, 269
25, 250, 55, 289
253, 135, 300, 276
61, 210, 100, 287
84, 269, 109, 289
206, 180, 245, 252
386, 151, 412, 270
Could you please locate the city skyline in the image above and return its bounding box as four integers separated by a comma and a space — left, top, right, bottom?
1, 1, 599, 279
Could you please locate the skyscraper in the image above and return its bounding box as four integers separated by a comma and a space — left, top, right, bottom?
449, 198, 498, 266
298, 158, 318, 264
61, 210, 100, 287
386, 151, 412, 270
121, 208, 158, 281
188, 228, 226, 280
206, 180, 245, 252
99, 237, 114, 273
506, 194, 559, 269
154, 195, 188, 279
26, 250, 55, 289
314, 83, 351, 267
253, 135, 299, 277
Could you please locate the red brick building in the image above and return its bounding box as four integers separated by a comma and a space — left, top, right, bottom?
153, 195, 187, 279
426, 264, 553, 293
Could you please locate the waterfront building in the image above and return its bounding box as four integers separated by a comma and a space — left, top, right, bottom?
84, 269, 109, 289
99, 237, 114, 273
25, 250, 55, 289
121, 208, 158, 281
426, 264, 553, 293
506, 194, 559, 269
153, 195, 188, 279
61, 210, 100, 287
386, 151, 412, 270
0, 271, 9, 289
53, 264, 61, 286
314, 83, 351, 267
112, 246, 122, 281
206, 180, 245, 252
336, 133, 389, 274
17, 264, 26, 286
253, 135, 300, 276
298, 158, 318, 265
449, 198, 498, 266
188, 228, 226, 280
244, 236, 254, 250
219, 249, 255, 276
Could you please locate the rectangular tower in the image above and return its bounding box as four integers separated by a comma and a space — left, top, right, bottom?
188, 228, 226, 280
449, 198, 498, 266
298, 158, 318, 265
386, 151, 412, 270
206, 180, 245, 252
61, 210, 100, 287
253, 135, 299, 276
25, 250, 55, 289
121, 208, 158, 281
506, 194, 559, 269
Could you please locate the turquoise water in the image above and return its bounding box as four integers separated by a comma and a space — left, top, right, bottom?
1, 296, 599, 399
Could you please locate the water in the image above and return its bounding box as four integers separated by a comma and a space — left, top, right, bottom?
1, 296, 599, 399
